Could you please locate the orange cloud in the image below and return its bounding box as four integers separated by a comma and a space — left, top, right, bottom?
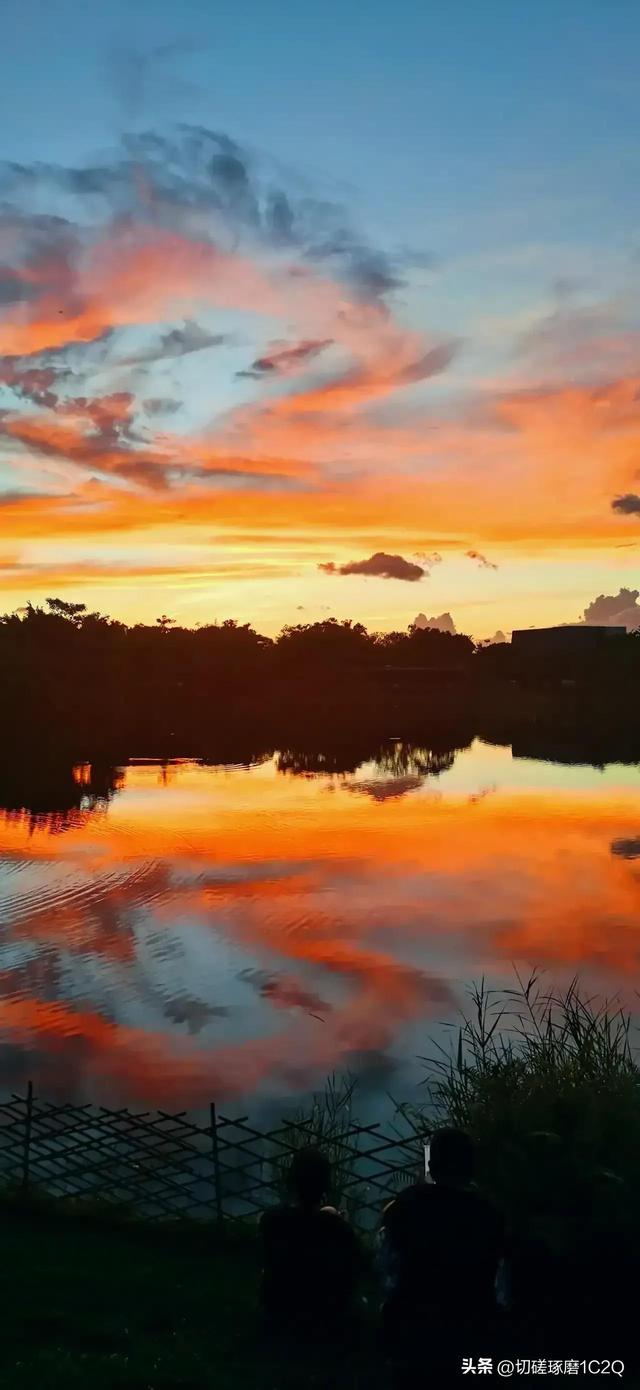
3, 179, 640, 610
0, 229, 279, 357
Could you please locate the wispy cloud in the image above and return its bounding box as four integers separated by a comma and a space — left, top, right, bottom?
237, 338, 332, 379
2, 122, 640, 623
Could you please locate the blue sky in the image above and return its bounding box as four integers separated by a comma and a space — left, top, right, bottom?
5, 1, 639, 237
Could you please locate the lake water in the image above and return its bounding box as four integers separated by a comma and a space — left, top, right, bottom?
1, 738, 639, 1120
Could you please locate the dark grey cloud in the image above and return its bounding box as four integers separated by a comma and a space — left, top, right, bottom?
0, 489, 54, 507
0, 361, 59, 408
612, 493, 640, 516
582, 588, 640, 631
0, 126, 428, 304
208, 144, 260, 227
610, 837, 640, 859
0, 204, 77, 249
395, 342, 457, 384
267, 189, 295, 244
344, 248, 403, 296
163, 995, 229, 1034
120, 319, 227, 367
0, 206, 83, 326
142, 396, 182, 416
320, 551, 426, 582
0, 332, 115, 410
238, 337, 332, 379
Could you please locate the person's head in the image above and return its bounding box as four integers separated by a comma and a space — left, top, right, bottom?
288, 1146, 331, 1209
429, 1128, 475, 1187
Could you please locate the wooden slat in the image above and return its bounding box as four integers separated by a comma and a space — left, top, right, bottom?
0, 1088, 424, 1227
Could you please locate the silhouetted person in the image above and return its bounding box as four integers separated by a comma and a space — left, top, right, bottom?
380, 1129, 504, 1379
260, 1146, 361, 1340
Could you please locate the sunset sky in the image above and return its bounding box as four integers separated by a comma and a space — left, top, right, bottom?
1, 0, 639, 638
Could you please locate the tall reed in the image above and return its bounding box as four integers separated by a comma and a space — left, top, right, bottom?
399, 972, 640, 1248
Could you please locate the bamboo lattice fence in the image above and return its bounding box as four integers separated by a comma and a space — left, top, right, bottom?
0, 1086, 426, 1229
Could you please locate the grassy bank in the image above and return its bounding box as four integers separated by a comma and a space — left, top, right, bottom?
0, 1200, 382, 1390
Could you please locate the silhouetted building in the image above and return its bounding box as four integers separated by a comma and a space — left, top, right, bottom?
512, 625, 626, 656
511, 624, 628, 686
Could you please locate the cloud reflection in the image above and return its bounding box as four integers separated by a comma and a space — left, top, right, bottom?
0, 744, 639, 1108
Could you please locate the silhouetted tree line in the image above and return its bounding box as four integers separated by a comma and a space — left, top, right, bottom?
1, 598, 639, 757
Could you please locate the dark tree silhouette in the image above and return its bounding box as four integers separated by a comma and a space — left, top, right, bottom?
0, 598, 638, 760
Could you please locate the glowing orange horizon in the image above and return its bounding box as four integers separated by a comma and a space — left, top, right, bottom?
1, 209, 639, 636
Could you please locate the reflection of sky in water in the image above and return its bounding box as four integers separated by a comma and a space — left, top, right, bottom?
0, 739, 639, 1116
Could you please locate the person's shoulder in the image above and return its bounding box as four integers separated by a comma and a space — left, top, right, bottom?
317, 1207, 358, 1240
313, 1208, 358, 1258
260, 1204, 295, 1235
465, 1189, 505, 1233
466, 1187, 500, 1213
383, 1181, 434, 1227
392, 1181, 436, 1208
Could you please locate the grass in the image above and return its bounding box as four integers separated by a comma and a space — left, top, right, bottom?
0, 1199, 383, 1389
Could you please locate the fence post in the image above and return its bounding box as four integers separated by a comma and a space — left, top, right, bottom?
210, 1102, 224, 1224
21, 1081, 33, 1196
